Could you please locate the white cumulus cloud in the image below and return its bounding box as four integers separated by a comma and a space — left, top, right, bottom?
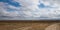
0, 0, 60, 20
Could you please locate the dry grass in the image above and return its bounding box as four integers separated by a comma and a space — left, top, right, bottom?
0, 21, 59, 30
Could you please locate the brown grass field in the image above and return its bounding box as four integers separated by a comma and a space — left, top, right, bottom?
0, 20, 60, 30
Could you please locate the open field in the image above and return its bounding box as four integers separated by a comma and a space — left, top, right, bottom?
0, 20, 60, 30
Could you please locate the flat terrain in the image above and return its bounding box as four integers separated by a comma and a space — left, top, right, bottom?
0, 20, 60, 30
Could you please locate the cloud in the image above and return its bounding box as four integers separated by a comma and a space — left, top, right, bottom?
0, 0, 60, 20
38, 0, 60, 18
0, 2, 20, 17
13, 0, 40, 17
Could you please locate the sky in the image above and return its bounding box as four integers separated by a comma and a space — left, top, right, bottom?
0, 0, 60, 20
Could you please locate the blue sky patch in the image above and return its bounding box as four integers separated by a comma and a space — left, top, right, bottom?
0, 0, 21, 7
38, 3, 45, 8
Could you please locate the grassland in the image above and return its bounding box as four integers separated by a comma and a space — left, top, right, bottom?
0, 20, 59, 30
